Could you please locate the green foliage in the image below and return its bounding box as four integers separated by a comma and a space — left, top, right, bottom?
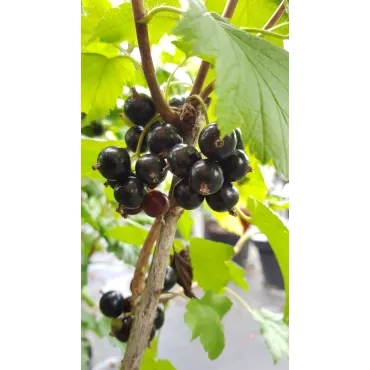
189, 237, 234, 292
82, 0, 111, 18
226, 261, 249, 290
81, 53, 139, 121
173, 0, 289, 178
250, 308, 289, 363
81, 138, 124, 179
105, 224, 149, 246
177, 210, 193, 240
141, 347, 176, 370
185, 290, 232, 360
81, 338, 91, 370
247, 197, 289, 323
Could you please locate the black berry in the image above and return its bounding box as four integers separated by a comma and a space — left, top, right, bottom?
93, 146, 131, 180
114, 316, 133, 342
169, 96, 186, 108
114, 177, 146, 208
189, 159, 224, 195
123, 90, 156, 126
122, 296, 132, 313
99, 291, 124, 318
198, 123, 237, 160
147, 123, 183, 157
142, 190, 170, 217
234, 128, 244, 150
167, 144, 202, 178
135, 154, 167, 186
220, 149, 250, 182
81, 121, 105, 137
206, 183, 239, 212
154, 306, 165, 330
117, 204, 143, 217
163, 265, 178, 292
149, 326, 156, 342
173, 179, 204, 210
125, 126, 148, 153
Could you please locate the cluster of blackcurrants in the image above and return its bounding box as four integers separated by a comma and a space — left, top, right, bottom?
99, 266, 177, 343
92, 88, 250, 217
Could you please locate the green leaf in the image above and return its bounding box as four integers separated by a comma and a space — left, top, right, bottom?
184, 298, 225, 360
146, 0, 182, 44
199, 290, 232, 319
81, 138, 124, 179
189, 237, 234, 292
226, 261, 249, 290
106, 225, 149, 246
173, 0, 289, 178
82, 40, 120, 57
247, 197, 289, 323
83, 3, 136, 46
177, 210, 193, 240
251, 308, 289, 363
141, 348, 176, 370
81, 53, 137, 121
82, 0, 111, 18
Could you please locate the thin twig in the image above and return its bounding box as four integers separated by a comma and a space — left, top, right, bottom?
135, 114, 161, 157
188, 95, 210, 125
259, 0, 288, 33
131, 0, 177, 123
165, 57, 189, 101
131, 217, 162, 307
200, 79, 215, 100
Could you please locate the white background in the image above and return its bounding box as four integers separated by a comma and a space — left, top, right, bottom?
1, 0, 370, 369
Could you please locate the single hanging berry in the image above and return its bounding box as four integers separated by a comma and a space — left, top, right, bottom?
123, 88, 156, 126
220, 149, 250, 182
169, 96, 186, 108
154, 306, 165, 330
99, 291, 124, 318
147, 123, 183, 157
93, 146, 131, 180
122, 296, 132, 313
142, 190, 170, 217
125, 126, 148, 153
173, 179, 205, 210
113, 316, 133, 342
189, 159, 224, 196
198, 122, 237, 160
206, 183, 240, 212
114, 177, 146, 208
163, 265, 178, 292
135, 154, 167, 186
167, 143, 202, 178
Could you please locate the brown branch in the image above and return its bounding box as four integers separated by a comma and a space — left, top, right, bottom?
121, 106, 205, 370
200, 79, 215, 100
262, 0, 288, 31
131, 217, 162, 307
190, 0, 239, 96
131, 0, 177, 123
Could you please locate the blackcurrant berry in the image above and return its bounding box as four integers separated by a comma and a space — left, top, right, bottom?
142, 190, 170, 217
147, 123, 183, 157
206, 183, 239, 212
198, 122, 237, 160
135, 154, 167, 186
189, 159, 224, 196
173, 179, 204, 210
234, 128, 245, 150
125, 126, 148, 153
99, 291, 124, 318
122, 296, 132, 313
167, 144, 202, 178
114, 316, 133, 343
169, 96, 186, 108
93, 146, 131, 180
149, 326, 157, 342
123, 90, 156, 126
163, 265, 178, 292
220, 149, 250, 182
114, 177, 146, 208
116, 204, 143, 217
154, 307, 165, 330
